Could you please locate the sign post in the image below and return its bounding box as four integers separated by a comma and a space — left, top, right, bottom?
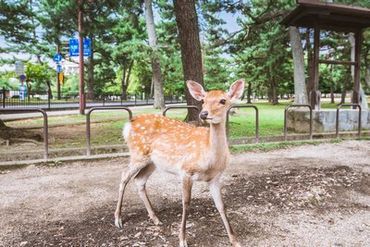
78, 0, 85, 115
54, 46, 63, 100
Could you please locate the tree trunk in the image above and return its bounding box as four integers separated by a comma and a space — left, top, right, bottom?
173, 0, 204, 122
271, 79, 278, 105
144, 0, 165, 109
121, 66, 127, 101
247, 82, 252, 103
366, 64, 370, 87
121, 61, 134, 101
349, 33, 367, 110
289, 26, 308, 104
340, 88, 346, 104
330, 85, 335, 104
306, 28, 315, 103
87, 36, 94, 100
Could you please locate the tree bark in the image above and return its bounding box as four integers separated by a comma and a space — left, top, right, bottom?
121, 65, 127, 100
306, 29, 315, 103
121, 61, 134, 101
289, 26, 308, 104
87, 36, 94, 100
247, 82, 252, 103
144, 0, 165, 109
349, 33, 367, 110
330, 85, 335, 104
174, 0, 204, 121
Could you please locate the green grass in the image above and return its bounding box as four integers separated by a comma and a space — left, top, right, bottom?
228, 102, 288, 138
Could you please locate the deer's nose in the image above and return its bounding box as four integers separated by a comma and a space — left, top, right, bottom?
199, 111, 208, 120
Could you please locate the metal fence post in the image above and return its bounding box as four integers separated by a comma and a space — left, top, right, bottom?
0, 108, 49, 159
335, 104, 361, 138
226, 104, 259, 143
86, 106, 133, 156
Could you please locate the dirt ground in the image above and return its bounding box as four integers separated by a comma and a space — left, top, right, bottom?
0, 140, 369, 247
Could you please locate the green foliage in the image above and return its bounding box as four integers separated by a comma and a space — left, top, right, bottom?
61, 74, 79, 96
1, 0, 369, 100
0, 71, 18, 89
25, 62, 53, 92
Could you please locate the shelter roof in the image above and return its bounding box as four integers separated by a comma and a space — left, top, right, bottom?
281, 0, 370, 32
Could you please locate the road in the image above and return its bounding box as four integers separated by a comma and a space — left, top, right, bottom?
0, 100, 185, 121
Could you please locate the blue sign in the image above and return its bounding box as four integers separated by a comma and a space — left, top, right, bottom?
69, 38, 91, 57
19, 74, 26, 82
56, 64, 63, 73
53, 53, 62, 62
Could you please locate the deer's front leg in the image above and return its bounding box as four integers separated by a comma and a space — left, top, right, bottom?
179, 175, 193, 247
209, 177, 241, 247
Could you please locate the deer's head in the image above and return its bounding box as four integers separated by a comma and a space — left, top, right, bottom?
187, 79, 245, 125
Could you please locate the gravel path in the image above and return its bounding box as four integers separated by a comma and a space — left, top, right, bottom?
0, 140, 369, 246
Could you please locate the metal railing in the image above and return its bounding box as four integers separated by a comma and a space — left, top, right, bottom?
284, 104, 313, 141
1, 88, 185, 110
336, 104, 362, 138
162, 105, 200, 124
86, 107, 133, 156
226, 104, 259, 143
0, 108, 48, 159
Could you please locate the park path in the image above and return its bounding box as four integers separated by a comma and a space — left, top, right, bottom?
0, 140, 369, 246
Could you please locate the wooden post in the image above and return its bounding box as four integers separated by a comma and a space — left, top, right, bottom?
78, 0, 85, 115
310, 25, 320, 109
352, 30, 362, 105
56, 44, 61, 100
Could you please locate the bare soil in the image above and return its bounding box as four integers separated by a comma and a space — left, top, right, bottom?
0, 140, 369, 247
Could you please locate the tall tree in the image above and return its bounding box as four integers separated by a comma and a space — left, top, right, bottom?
144, 0, 165, 109
173, 0, 204, 121
349, 33, 368, 110
289, 26, 308, 104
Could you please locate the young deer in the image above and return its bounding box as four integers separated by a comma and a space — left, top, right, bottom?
114, 79, 244, 247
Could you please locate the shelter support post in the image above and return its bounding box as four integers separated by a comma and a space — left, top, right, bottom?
310, 25, 320, 110
352, 30, 362, 105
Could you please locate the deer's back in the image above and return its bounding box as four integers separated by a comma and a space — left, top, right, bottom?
124, 114, 209, 156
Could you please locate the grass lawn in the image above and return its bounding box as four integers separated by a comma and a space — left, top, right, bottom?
3, 100, 368, 149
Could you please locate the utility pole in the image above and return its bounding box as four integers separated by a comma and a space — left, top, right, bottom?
56, 44, 61, 100
78, 0, 85, 114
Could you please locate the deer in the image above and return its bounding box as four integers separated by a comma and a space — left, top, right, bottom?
114, 79, 245, 247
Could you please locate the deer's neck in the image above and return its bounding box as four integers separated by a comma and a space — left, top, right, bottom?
208, 121, 229, 156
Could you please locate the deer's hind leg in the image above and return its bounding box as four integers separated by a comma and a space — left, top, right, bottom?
134, 162, 161, 225
114, 156, 149, 228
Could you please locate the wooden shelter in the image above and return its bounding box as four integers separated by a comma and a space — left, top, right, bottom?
282, 0, 370, 108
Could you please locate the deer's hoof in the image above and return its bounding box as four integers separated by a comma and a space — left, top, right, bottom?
115, 217, 123, 229
232, 241, 242, 247
152, 216, 162, 226
179, 239, 188, 247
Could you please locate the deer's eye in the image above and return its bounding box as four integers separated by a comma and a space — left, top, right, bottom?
219, 99, 226, 105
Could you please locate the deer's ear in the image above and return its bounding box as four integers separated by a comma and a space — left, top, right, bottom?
186, 80, 206, 101
228, 79, 245, 102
